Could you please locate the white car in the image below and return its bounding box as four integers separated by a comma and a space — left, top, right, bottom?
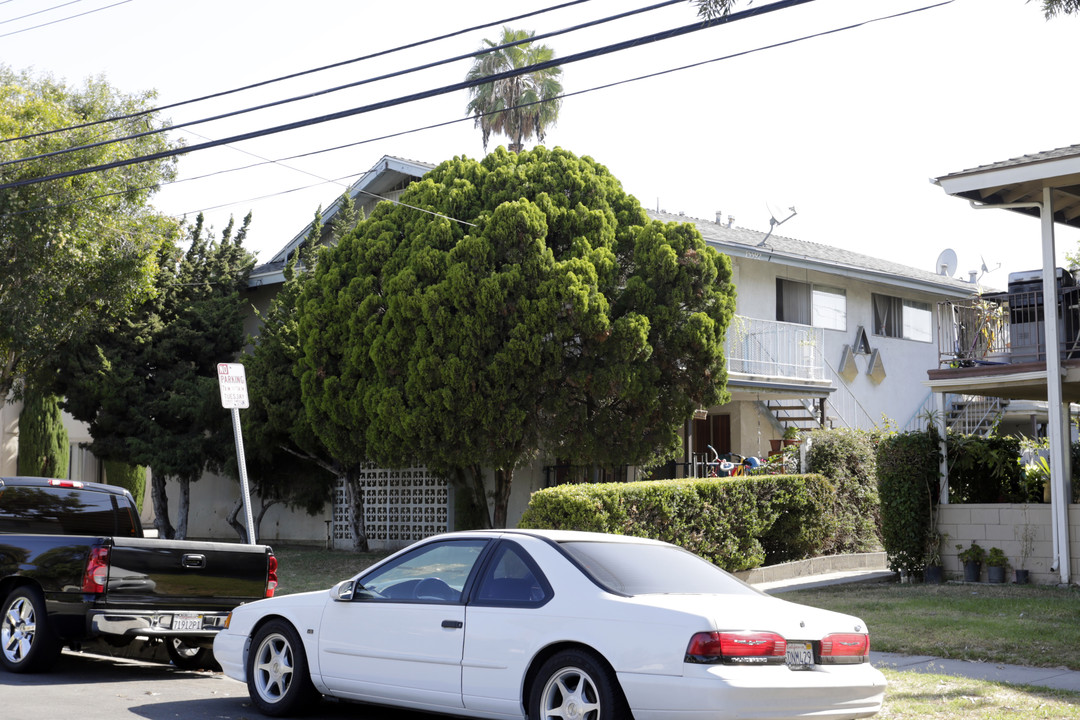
215, 530, 886, 720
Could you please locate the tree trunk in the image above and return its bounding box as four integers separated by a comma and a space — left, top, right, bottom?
451, 466, 491, 529
343, 467, 369, 552
176, 478, 190, 540
256, 497, 279, 538
226, 498, 248, 542
151, 471, 175, 539
493, 467, 513, 529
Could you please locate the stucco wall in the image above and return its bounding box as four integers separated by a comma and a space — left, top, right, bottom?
936, 503, 1062, 584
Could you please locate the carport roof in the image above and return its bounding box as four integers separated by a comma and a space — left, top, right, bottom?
932, 144, 1080, 229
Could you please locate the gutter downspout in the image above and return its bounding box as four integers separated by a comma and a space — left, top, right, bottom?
970, 195, 1071, 584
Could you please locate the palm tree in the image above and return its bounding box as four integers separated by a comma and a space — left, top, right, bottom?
465, 27, 563, 153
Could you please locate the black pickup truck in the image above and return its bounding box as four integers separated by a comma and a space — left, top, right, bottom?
0, 476, 277, 673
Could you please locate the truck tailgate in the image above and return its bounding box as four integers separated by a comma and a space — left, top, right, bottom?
106, 536, 270, 609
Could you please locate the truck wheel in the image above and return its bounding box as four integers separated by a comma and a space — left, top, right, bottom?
0, 586, 62, 673
528, 648, 628, 720
247, 620, 318, 716
166, 638, 216, 670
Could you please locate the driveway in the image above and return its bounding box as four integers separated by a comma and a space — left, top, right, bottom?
0, 649, 446, 720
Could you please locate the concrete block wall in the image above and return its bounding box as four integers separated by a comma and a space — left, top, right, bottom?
936, 503, 1063, 584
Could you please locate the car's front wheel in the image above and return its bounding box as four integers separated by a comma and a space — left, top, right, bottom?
247, 620, 318, 717
529, 648, 629, 720
0, 585, 62, 673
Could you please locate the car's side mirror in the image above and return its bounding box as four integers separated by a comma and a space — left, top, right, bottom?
331, 580, 355, 601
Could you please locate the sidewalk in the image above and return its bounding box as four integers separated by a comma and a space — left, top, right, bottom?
749, 558, 1080, 693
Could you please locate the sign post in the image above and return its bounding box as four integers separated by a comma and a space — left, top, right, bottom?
217, 363, 257, 545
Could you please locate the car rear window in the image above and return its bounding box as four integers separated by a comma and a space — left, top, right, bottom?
559, 540, 760, 596
0, 485, 138, 536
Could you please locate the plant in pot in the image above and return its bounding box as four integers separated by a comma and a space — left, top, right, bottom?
957, 542, 985, 582
782, 426, 801, 447
986, 547, 1009, 584
1014, 519, 1036, 584
924, 531, 946, 584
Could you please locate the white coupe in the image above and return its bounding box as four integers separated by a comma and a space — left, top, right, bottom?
214, 529, 886, 720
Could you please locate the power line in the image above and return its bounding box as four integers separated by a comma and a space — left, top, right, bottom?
0, 0, 604, 145
169, 0, 959, 220
0, 0, 132, 39
0, 0, 90, 27
0, 0, 819, 190
1, 0, 687, 168
0, 0, 957, 227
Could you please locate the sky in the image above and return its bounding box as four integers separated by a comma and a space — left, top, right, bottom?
4, 0, 1080, 289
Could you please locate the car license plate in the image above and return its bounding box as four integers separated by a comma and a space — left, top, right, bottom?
785, 641, 814, 670
172, 613, 203, 631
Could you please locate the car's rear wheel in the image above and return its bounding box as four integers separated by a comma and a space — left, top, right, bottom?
0, 586, 62, 673
529, 648, 629, 720
165, 637, 216, 670
247, 620, 318, 716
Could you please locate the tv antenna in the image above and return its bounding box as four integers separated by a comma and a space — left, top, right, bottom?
977, 254, 1000, 282
757, 201, 797, 246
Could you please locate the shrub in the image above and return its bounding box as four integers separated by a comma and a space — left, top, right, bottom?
17, 388, 69, 478
876, 428, 942, 574
948, 433, 1027, 502
103, 461, 147, 514
519, 474, 836, 571
804, 428, 882, 553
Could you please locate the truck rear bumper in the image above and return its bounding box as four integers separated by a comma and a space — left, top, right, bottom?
89, 609, 228, 638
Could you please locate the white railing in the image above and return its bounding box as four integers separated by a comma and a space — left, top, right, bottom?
725, 315, 824, 381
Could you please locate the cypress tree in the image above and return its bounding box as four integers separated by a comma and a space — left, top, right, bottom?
17, 388, 70, 478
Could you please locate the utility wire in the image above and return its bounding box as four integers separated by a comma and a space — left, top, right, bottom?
0, 0, 604, 144
0, 0, 819, 190
0, 0, 90, 27
0, 0, 132, 39
1, 0, 687, 167
0, 0, 956, 216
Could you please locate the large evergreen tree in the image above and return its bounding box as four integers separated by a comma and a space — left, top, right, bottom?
16, 387, 69, 478
298, 147, 735, 528
0, 67, 179, 398
54, 214, 255, 539
236, 200, 362, 546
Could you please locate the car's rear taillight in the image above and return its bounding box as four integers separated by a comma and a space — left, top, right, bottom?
820, 633, 870, 663
82, 547, 110, 593
49, 479, 84, 488
266, 553, 278, 597
686, 631, 786, 664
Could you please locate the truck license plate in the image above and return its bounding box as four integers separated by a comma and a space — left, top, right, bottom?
785, 642, 814, 670
172, 613, 203, 631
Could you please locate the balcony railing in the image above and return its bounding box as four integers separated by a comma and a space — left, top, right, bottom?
724, 315, 824, 381
938, 288, 1080, 367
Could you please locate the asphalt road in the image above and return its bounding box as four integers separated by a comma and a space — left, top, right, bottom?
0, 649, 451, 720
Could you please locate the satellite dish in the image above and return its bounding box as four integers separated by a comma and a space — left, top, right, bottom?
935, 248, 958, 277
757, 201, 798, 247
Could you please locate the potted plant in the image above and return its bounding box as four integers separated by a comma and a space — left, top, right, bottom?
1014, 518, 1036, 584
924, 531, 946, 584
957, 542, 985, 582
986, 547, 1009, 584
782, 426, 801, 447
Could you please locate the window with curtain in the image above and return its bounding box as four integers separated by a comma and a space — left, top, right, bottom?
873, 293, 930, 341
777, 279, 846, 330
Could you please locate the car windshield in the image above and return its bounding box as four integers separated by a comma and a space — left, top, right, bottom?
559, 541, 760, 596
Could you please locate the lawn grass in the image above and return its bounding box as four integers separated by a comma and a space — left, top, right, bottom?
272, 544, 388, 595
880, 669, 1080, 719
785, 582, 1080, 670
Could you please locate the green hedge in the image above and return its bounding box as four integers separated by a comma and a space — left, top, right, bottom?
518, 474, 836, 571
876, 429, 942, 574
804, 429, 882, 554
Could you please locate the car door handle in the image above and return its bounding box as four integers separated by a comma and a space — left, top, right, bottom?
441, 620, 463, 629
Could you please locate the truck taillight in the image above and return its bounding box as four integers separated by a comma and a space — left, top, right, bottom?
82, 547, 110, 593
820, 633, 870, 664
49, 479, 84, 489
266, 553, 278, 597
685, 631, 786, 664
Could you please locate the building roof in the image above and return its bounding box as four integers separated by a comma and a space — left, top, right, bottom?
932, 144, 1080, 229
648, 210, 983, 297
248, 155, 436, 288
